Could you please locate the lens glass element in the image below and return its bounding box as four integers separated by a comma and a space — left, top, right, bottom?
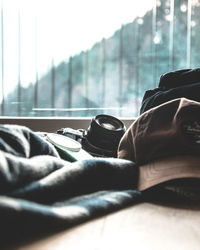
101, 122, 116, 130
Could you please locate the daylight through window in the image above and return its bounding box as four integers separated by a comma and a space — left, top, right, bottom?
0, 0, 200, 117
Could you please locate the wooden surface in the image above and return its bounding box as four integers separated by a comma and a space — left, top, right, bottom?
12, 202, 200, 250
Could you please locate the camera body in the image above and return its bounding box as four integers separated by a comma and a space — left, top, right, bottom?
57, 114, 126, 157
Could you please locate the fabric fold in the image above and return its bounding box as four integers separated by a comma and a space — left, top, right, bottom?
0, 124, 141, 246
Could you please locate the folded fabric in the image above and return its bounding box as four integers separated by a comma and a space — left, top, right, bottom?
0, 124, 141, 246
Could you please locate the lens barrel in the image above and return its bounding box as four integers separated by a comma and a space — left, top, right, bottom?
83, 114, 126, 156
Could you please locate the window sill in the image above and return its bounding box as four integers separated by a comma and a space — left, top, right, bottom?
0, 117, 135, 132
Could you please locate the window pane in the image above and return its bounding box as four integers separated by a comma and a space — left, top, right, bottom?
0, 0, 200, 117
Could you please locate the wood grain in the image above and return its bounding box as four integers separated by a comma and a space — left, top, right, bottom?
14, 202, 200, 250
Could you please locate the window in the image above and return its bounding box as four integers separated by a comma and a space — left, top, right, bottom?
0, 0, 200, 118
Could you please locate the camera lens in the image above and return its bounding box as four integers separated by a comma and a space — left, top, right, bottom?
84, 114, 126, 156
95, 115, 125, 131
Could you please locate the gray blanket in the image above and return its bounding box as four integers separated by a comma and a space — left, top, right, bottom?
0, 124, 141, 245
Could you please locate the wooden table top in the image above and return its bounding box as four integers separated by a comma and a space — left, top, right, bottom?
11, 202, 200, 250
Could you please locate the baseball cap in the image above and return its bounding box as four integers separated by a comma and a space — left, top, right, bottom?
118, 98, 200, 191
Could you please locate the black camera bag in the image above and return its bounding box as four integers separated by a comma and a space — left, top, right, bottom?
140, 68, 200, 114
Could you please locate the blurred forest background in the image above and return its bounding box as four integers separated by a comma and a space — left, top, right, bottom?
2, 0, 200, 117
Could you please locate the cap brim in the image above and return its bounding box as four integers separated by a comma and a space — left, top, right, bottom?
138, 155, 200, 191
